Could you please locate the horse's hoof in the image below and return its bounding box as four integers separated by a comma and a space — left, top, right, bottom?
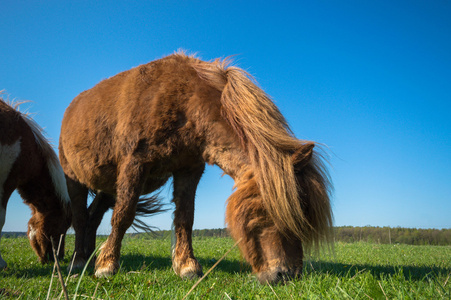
173, 257, 203, 280
180, 268, 204, 280
95, 262, 118, 278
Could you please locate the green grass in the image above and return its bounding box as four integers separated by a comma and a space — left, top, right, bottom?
1, 235, 450, 299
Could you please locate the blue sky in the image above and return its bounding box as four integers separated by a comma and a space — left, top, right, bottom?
1, 0, 450, 233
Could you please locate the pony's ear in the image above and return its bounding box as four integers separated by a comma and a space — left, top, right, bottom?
293, 143, 315, 170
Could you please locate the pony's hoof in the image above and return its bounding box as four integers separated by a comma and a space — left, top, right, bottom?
95, 263, 118, 278
180, 268, 204, 280
173, 258, 203, 280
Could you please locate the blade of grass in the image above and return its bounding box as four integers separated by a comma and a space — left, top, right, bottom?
92, 282, 100, 299
182, 237, 242, 300
58, 252, 78, 300
73, 243, 103, 300
378, 281, 388, 300
51, 236, 69, 300
46, 257, 57, 300
267, 283, 280, 300
47, 234, 65, 300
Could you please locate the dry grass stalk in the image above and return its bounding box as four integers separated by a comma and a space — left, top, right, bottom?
182, 238, 242, 300
51, 235, 69, 300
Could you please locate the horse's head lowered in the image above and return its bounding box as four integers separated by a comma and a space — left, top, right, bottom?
27, 203, 71, 263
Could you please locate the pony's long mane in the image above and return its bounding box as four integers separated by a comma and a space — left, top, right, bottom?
23, 116, 71, 206
192, 56, 332, 249
2, 95, 70, 206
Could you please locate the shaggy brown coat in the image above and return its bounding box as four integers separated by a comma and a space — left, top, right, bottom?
59, 52, 333, 283
0, 97, 71, 268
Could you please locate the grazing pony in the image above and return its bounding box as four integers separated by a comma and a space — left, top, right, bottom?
59, 52, 333, 283
0, 97, 71, 269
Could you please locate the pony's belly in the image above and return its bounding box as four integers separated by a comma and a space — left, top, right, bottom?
72, 162, 118, 195
72, 160, 171, 196
141, 173, 171, 195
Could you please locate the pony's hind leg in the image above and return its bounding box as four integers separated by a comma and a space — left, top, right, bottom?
95, 157, 143, 278
85, 192, 115, 260
66, 177, 89, 269
172, 165, 204, 279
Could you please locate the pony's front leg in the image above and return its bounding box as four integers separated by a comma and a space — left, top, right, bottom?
0, 186, 14, 269
0, 207, 6, 269
172, 165, 204, 279
94, 158, 143, 278
0, 209, 6, 269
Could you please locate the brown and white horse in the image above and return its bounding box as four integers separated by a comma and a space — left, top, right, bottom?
0, 97, 71, 269
59, 52, 333, 284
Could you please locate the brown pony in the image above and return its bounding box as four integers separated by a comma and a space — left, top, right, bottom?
0, 97, 71, 269
59, 52, 333, 284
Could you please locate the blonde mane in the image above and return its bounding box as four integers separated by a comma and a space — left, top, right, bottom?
192, 56, 332, 248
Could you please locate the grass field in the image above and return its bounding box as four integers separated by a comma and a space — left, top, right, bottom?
0, 235, 450, 299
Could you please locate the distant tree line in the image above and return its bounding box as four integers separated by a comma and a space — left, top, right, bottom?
128, 228, 230, 240
1, 232, 27, 238
3, 227, 450, 245
334, 226, 451, 246
129, 226, 451, 246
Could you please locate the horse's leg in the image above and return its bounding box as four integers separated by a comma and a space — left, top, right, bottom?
94, 157, 143, 277
0, 204, 6, 269
1, 139, 21, 269
66, 177, 89, 269
0, 188, 14, 269
85, 192, 115, 260
172, 164, 204, 279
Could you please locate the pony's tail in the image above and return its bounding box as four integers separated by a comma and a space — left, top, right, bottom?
193, 57, 332, 249
87, 192, 166, 233
132, 195, 167, 232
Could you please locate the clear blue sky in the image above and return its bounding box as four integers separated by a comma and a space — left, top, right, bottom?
1, 0, 450, 233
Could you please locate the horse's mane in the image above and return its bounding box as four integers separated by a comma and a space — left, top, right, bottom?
22, 114, 71, 205
190, 55, 332, 249
1, 94, 70, 205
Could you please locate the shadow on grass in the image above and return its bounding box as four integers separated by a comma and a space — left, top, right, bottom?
304, 260, 451, 281
0, 261, 64, 279
0, 254, 249, 280
3, 254, 449, 283
118, 253, 251, 275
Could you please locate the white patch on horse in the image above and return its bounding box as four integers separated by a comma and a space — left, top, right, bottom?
47, 158, 71, 204
0, 139, 21, 269
21, 115, 71, 204
0, 139, 21, 203
28, 224, 37, 241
